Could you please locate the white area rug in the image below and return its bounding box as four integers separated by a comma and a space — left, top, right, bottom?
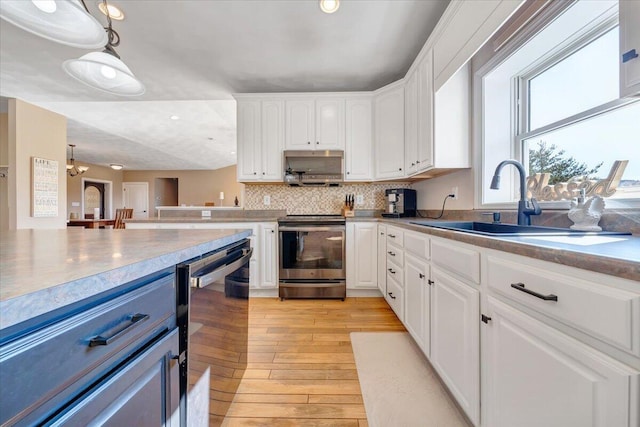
351, 332, 470, 427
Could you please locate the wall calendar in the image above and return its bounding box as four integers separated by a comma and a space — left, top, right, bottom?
32, 157, 58, 217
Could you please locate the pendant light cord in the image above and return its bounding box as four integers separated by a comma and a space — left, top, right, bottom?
80, 0, 121, 56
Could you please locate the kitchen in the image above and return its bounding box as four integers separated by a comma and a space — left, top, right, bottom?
1, 0, 640, 426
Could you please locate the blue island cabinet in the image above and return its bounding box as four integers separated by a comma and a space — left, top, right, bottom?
0, 269, 180, 426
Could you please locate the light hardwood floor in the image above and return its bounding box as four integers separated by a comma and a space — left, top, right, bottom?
222, 297, 406, 426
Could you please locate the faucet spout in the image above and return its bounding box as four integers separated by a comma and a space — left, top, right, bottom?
490, 159, 542, 226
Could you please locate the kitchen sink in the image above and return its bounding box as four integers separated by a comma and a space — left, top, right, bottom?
409, 221, 631, 237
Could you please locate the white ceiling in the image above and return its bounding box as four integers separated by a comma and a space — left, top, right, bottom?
0, 0, 449, 170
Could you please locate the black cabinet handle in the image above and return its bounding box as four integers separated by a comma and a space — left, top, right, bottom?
347, 171, 350, 175
481, 314, 492, 324
380, 232, 384, 236
398, 168, 402, 171
388, 234, 396, 238
419, 273, 425, 279
253, 172, 257, 175
387, 251, 395, 256
411, 162, 415, 167
510, 282, 558, 301
89, 313, 149, 347
428, 279, 434, 285
416, 160, 421, 163
316, 141, 320, 145
307, 141, 311, 144
388, 292, 396, 299
388, 268, 396, 274
271, 229, 274, 233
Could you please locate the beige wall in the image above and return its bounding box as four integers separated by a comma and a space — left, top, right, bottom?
0, 113, 8, 232
66, 163, 124, 219
6, 99, 67, 229
412, 169, 475, 210
123, 165, 243, 214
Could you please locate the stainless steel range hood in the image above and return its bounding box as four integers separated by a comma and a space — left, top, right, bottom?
283, 150, 344, 186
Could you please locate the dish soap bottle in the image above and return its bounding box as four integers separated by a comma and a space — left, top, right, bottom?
234, 196, 239, 207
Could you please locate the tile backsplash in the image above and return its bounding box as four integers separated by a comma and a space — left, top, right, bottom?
244, 183, 411, 214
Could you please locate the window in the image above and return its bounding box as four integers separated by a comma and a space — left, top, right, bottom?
479, 0, 639, 207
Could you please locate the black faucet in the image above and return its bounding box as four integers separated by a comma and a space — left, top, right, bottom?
490, 160, 541, 226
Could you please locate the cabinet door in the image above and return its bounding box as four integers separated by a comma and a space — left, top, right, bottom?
620, 0, 640, 97
377, 225, 387, 295
261, 100, 284, 181
285, 99, 315, 149
260, 223, 278, 289
346, 222, 378, 289
315, 98, 345, 149
345, 98, 373, 181
404, 254, 430, 356
417, 51, 434, 170
374, 86, 405, 179
430, 266, 480, 426
482, 296, 639, 427
237, 100, 261, 180
404, 70, 419, 175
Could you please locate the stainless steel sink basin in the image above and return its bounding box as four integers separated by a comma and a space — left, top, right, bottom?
409, 221, 631, 237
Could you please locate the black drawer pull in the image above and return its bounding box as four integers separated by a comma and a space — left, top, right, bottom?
388, 234, 396, 238
388, 251, 396, 256
388, 268, 396, 274
388, 292, 396, 299
510, 283, 558, 302
419, 273, 425, 279
89, 313, 150, 347
428, 279, 434, 285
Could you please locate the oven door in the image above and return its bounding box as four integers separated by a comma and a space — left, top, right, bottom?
279, 225, 346, 280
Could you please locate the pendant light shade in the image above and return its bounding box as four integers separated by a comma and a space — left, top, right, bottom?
63, 50, 145, 96
0, 0, 107, 48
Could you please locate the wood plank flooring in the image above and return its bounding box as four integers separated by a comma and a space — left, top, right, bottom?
221, 297, 406, 426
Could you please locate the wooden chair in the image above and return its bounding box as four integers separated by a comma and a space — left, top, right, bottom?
114, 208, 133, 229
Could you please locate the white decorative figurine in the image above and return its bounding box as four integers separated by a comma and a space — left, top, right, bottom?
568, 189, 605, 231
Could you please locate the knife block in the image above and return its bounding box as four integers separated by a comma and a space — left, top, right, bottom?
341, 207, 355, 217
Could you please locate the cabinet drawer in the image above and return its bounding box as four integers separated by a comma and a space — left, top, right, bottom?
0, 274, 176, 426
386, 245, 404, 266
485, 254, 640, 357
386, 226, 404, 247
386, 259, 403, 287
404, 231, 430, 260
432, 238, 480, 284
386, 275, 404, 321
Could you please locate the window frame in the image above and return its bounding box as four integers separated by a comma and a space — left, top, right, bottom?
475, 0, 639, 210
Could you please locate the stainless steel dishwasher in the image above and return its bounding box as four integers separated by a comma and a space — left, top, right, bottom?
175, 238, 252, 427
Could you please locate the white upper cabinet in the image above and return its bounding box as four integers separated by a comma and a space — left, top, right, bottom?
236, 99, 283, 182
620, 0, 640, 97
416, 51, 434, 171
374, 83, 405, 179
285, 99, 315, 149
285, 98, 345, 150
404, 69, 419, 175
432, 0, 524, 90
345, 98, 373, 181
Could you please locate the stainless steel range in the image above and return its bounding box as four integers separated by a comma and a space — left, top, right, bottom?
278, 215, 346, 300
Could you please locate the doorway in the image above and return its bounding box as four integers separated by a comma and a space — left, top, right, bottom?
154, 178, 178, 217
81, 178, 113, 219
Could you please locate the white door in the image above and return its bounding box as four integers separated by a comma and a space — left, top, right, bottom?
417, 51, 434, 170
482, 296, 638, 427
404, 69, 419, 175
404, 253, 430, 355
123, 182, 149, 219
285, 99, 315, 149
261, 100, 284, 181
346, 222, 377, 289
374, 86, 405, 179
315, 98, 345, 149
345, 98, 373, 181
430, 266, 480, 426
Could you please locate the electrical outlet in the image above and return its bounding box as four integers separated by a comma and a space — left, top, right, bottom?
263, 195, 271, 206
356, 194, 364, 205
451, 187, 458, 200
201, 210, 211, 217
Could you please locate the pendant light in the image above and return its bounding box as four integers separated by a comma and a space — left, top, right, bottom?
67, 144, 89, 177
63, 1, 145, 96
319, 0, 340, 14
0, 0, 107, 49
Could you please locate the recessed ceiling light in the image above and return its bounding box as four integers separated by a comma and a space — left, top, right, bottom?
170, 115, 180, 120
319, 0, 340, 14
98, 2, 125, 20
110, 164, 124, 170
230, 151, 236, 155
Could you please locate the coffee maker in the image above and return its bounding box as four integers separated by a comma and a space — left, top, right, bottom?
382, 189, 417, 218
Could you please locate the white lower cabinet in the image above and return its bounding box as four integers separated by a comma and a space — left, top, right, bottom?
386, 273, 404, 321
377, 224, 387, 295
259, 223, 278, 289
346, 222, 378, 289
430, 265, 480, 426
482, 296, 639, 427
404, 253, 430, 356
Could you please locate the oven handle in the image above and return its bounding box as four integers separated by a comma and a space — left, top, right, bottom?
279, 226, 345, 232
191, 247, 253, 288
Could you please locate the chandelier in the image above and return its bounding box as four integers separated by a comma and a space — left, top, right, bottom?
67, 144, 89, 177
0, 0, 144, 96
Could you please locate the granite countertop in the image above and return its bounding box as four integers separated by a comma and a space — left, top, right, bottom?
125, 216, 281, 223
374, 218, 640, 282
0, 228, 252, 330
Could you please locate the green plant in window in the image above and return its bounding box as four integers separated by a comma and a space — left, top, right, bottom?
528, 140, 603, 185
